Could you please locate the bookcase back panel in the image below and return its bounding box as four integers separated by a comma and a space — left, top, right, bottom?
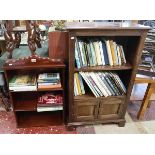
12, 92, 38, 111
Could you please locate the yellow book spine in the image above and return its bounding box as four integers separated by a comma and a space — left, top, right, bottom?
75, 73, 82, 95
110, 40, 117, 66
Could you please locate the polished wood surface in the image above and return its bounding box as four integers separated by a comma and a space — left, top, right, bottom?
48, 31, 69, 61
65, 22, 150, 30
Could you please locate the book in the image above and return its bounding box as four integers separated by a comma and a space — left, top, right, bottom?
98, 41, 105, 65
105, 40, 113, 66
110, 40, 117, 66
37, 106, 63, 112
93, 41, 102, 65
38, 73, 60, 80
80, 72, 99, 97
89, 41, 97, 66
75, 73, 82, 95
101, 40, 109, 65
9, 75, 36, 86
9, 75, 37, 91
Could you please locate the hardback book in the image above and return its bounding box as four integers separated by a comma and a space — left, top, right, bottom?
9, 75, 36, 86
98, 41, 105, 65
80, 72, 99, 97
105, 40, 113, 66
9, 75, 37, 91
38, 93, 63, 105
86, 42, 93, 66
101, 40, 109, 65
75, 39, 81, 68
89, 41, 97, 66
38, 83, 62, 89
86, 72, 103, 96
38, 73, 60, 80
75, 73, 82, 95
110, 40, 117, 66
90, 72, 109, 97
37, 106, 63, 112
93, 41, 102, 65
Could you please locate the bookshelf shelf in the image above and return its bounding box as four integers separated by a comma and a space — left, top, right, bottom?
74, 63, 132, 72
3, 56, 66, 128
66, 22, 149, 129
37, 87, 63, 92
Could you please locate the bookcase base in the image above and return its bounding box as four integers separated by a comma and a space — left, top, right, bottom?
67, 118, 126, 130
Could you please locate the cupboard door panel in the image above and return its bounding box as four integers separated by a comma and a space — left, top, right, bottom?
98, 96, 125, 120
74, 100, 98, 121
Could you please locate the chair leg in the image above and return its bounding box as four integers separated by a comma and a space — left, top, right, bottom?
137, 83, 155, 120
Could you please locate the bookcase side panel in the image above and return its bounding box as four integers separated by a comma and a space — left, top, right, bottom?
68, 32, 76, 122
121, 31, 148, 118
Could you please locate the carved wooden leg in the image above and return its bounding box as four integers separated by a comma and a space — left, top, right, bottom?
137, 83, 155, 119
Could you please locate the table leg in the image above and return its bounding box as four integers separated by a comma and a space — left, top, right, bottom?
137, 83, 155, 119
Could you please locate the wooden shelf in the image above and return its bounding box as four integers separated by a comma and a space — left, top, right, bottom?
74, 63, 132, 72
74, 93, 126, 101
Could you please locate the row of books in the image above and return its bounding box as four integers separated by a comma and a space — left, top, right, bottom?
37, 93, 63, 112
9, 73, 61, 91
74, 72, 126, 97
75, 38, 126, 68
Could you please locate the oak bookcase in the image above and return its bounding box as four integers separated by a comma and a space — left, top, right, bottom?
65, 22, 149, 128
3, 55, 66, 127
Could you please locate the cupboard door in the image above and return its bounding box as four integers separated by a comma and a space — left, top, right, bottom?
98, 96, 125, 120
74, 100, 99, 121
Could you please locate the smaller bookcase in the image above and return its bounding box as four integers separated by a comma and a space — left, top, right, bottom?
3, 55, 66, 128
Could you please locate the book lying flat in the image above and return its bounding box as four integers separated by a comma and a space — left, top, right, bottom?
9, 75, 36, 86
37, 106, 63, 112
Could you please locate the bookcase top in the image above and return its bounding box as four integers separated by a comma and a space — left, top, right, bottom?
65, 22, 150, 30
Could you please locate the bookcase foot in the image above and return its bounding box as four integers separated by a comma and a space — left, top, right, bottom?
118, 120, 126, 127
67, 125, 76, 131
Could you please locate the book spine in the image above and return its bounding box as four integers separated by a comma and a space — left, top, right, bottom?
120, 45, 126, 63
113, 42, 119, 65
116, 45, 122, 65
86, 73, 103, 97
78, 41, 85, 67
86, 43, 93, 66
106, 40, 113, 66
78, 73, 85, 94
75, 40, 81, 68
90, 41, 97, 66
75, 73, 82, 95
98, 72, 115, 96
94, 72, 111, 96
74, 74, 78, 96
98, 41, 105, 65
80, 72, 99, 97
94, 41, 102, 65
81, 41, 88, 67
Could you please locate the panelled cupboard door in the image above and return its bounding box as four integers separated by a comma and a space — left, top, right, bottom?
74, 100, 99, 121
98, 96, 126, 120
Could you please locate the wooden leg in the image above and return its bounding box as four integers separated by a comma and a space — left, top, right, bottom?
137, 83, 155, 119
118, 120, 126, 127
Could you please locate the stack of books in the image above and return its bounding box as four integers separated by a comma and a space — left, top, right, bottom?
75, 38, 126, 68
37, 73, 61, 90
37, 93, 63, 112
74, 72, 126, 97
74, 73, 85, 96
9, 75, 37, 91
